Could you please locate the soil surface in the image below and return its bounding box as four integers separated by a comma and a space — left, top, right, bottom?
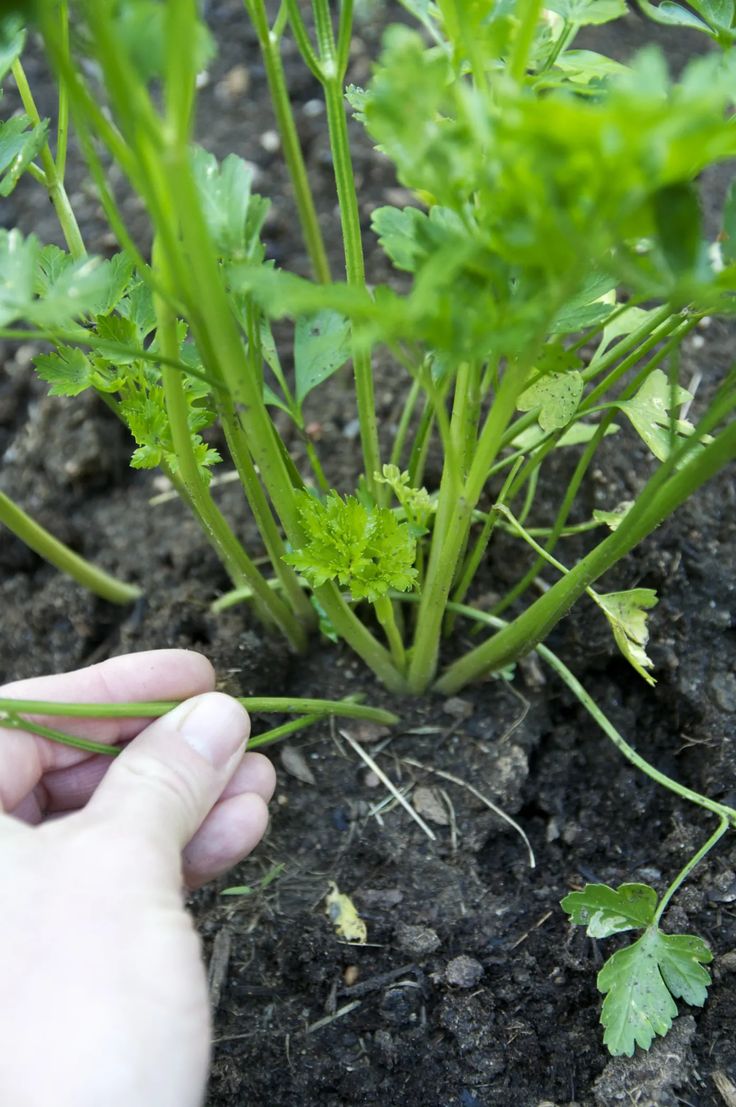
2, 6, 736, 1106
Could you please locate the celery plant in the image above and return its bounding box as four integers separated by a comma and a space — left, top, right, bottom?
2, 0, 736, 1054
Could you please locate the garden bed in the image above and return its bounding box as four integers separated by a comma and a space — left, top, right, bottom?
2, 5, 736, 1105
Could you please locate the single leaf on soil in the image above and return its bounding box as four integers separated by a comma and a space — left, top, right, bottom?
598, 926, 712, 1056
294, 310, 352, 405
593, 587, 658, 685
561, 882, 657, 938
325, 881, 367, 943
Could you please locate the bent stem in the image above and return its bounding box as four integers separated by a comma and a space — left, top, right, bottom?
244, 0, 331, 283
0, 491, 141, 605
399, 594, 736, 828
0, 696, 400, 725
653, 818, 731, 926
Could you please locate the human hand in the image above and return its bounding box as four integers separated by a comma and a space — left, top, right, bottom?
0, 649, 276, 1107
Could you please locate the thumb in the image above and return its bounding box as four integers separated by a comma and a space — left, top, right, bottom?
86, 692, 250, 856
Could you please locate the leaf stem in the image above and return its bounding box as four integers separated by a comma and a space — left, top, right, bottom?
244, 0, 331, 282
11, 58, 85, 260
0, 491, 142, 605
0, 696, 400, 725
653, 818, 731, 926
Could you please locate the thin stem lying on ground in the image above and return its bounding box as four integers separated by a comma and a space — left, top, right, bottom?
0, 491, 142, 605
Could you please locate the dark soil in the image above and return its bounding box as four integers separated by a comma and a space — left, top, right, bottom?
2, 6, 736, 1105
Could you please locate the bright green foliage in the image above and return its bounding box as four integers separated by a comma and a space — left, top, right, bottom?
0, 114, 48, 196
294, 310, 351, 406
615, 369, 698, 462
592, 500, 633, 531
598, 927, 712, 1056
563, 882, 713, 1056
561, 882, 657, 937
112, 0, 215, 83
639, 0, 736, 43
35, 347, 95, 397
593, 587, 659, 685
0, 232, 128, 328
191, 148, 269, 264
546, 0, 628, 24
514, 338, 591, 436
375, 464, 433, 536
284, 491, 418, 602
0, 14, 24, 81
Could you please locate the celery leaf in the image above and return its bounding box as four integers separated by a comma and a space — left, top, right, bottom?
562, 882, 657, 938
598, 926, 712, 1056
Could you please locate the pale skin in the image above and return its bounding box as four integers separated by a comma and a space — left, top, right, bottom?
0, 649, 277, 1107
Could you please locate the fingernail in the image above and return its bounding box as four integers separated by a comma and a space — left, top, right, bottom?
174, 693, 249, 769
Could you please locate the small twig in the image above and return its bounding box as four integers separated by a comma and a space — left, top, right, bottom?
339, 729, 437, 842
306, 1000, 362, 1034
401, 755, 535, 868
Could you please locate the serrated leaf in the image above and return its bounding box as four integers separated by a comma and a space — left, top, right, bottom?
598, 926, 712, 1056
284, 490, 418, 603
95, 252, 136, 315
518, 369, 584, 432
546, 0, 627, 23
294, 310, 352, 405
0, 115, 48, 197
191, 148, 268, 262
594, 587, 658, 685
118, 280, 157, 340
562, 882, 657, 938
616, 369, 695, 462
0, 15, 25, 82
34, 347, 93, 397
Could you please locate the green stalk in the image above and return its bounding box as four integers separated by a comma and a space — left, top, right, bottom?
153, 251, 307, 649
492, 319, 696, 617
0, 713, 119, 757
11, 58, 85, 260
247, 713, 319, 749
653, 819, 731, 925
436, 410, 736, 693
407, 361, 527, 692
0, 491, 141, 605
55, 0, 70, 180
0, 696, 400, 725
450, 458, 524, 617
245, 0, 331, 282
390, 377, 422, 469
508, 0, 544, 81
323, 75, 382, 501
219, 402, 316, 626
373, 595, 406, 671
